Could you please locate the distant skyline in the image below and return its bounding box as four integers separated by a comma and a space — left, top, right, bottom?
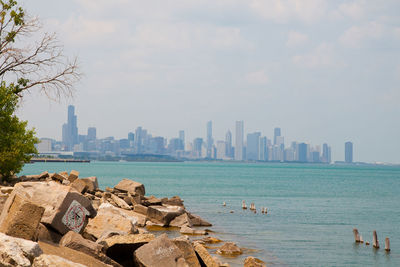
17, 0, 400, 163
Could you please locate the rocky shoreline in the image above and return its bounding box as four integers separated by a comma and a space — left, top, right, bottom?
0, 170, 265, 267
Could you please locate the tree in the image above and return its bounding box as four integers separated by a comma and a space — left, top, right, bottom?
0, 0, 80, 181
0, 82, 38, 180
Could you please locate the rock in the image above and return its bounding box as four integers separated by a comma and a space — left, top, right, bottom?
0, 193, 45, 240
180, 225, 208, 235
32, 254, 86, 267
60, 231, 119, 266
201, 236, 222, 244
82, 177, 99, 192
134, 204, 148, 215
34, 223, 63, 244
0, 232, 43, 267
170, 213, 193, 228
188, 213, 212, 227
0, 186, 14, 194
38, 172, 50, 180
114, 179, 145, 196
193, 242, 219, 267
216, 242, 242, 256
38, 240, 112, 267
68, 170, 80, 182
162, 196, 184, 207
52, 173, 67, 183
99, 233, 154, 267
0, 194, 9, 214
173, 238, 201, 267
120, 209, 147, 227
84, 203, 137, 241
244, 256, 266, 267
147, 205, 185, 226
142, 195, 162, 206
0, 181, 96, 235
134, 233, 187, 267
110, 194, 131, 210
70, 179, 88, 194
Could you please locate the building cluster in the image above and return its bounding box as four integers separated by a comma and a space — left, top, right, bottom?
36, 105, 354, 163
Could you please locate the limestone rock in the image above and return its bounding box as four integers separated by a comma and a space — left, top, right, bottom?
147, 205, 185, 226
110, 194, 131, 210
244, 256, 266, 267
0, 194, 8, 214
34, 223, 63, 244
161, 196, 184, 207
193, 242, 219, 267
81, 177, 99, 192
216, 242, 242, 256
84, 203, 137, 241
180, 225, 207, 236
68, 170, 80, 182
173, 238, 201, 267
134, 204, 148, 215
0, 186, 14, 194
142, 195, 162, 206
100, 233, 154, 267
0, 181, 96, 235
188, 213, 212, 227
0, 232, 43, 267
32, 254, 86, 267
201, 236, 222, 244
114, 179, 145, 196
170, 213, 193, 228
70, 179, 88, 194
0, 193, 45, 240
134, 233, 188, 267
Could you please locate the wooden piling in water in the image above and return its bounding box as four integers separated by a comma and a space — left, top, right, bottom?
223, 202, 226, 206
353, 228, 360, 243
373, 230, 379, 248
385, 237, 390, 252
242, 200, 247, 209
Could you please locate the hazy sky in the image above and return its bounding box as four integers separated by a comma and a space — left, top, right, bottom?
18, 0, 400, 163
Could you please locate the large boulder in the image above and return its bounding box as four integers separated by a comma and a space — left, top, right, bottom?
161, 196, 184, 207
99, 233, 154, 267
188, 213, 212, 227
180, 225, 207, 236
244, 256, 266, 267
114, 179, 145, 196
193, 242, 219, 267
133, 204, 148, 215
173, 237, 201, 267
70, 179, 88, 194
134, 234, 188, 267
216, 242, 242, 256
34, 223, 63, 244
84, 203, 137, 241
81, 177, 99, 192
68, 170, 80, 182
0, 232, 43, 267
0, 193, 44, 240
146, 205, 185, 226
170, 213, 193, 228
0, 181, 96, 235
32, 254, 86, 267
110, 194, 131, 210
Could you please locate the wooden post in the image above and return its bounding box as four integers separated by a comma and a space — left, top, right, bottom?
373, 230, 379, 248
242, 200, 247, 209
265, 207, 268, 214
360, 235, 364, 243
385, 237, 390, 252
353, 228, 360, 243
223, 202, 226, 206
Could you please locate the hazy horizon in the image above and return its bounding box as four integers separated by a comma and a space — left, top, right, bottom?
17, 0, 400, 163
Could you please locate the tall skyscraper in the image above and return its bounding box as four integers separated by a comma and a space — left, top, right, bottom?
322, 143, 332, 163
345, 141, 353, 163
235, 121, 244, 161
259, 136, 268, 161
206, 121, 213, 158
193, 138, 203, 158
246, 132, 261, 161
87, 127, 96, 141
225, 130, 232, 158
274, 127, 281, 145
61, 105, 78, 151
298, 143, 308, 163
179, 130, 185, 149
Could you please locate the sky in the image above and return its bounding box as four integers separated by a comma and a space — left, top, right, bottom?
17, 0, 400, 163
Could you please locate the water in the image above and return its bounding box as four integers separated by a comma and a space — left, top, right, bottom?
20, 161, 400, 266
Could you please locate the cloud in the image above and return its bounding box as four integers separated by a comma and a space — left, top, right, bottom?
249, 0, 328, 23
293, 43, 338, 68
245, 70, 269, 84
339, 21, 384, 48
286, 31, 309, 47
338, 1, 365, 20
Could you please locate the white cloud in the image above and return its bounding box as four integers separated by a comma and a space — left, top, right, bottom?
339, 21, 384, 48
250, 0, 328, 23
293, 43, 337, 68
245, 70, 269, 84
286, 31, 309, 47
338, 1, 365, 20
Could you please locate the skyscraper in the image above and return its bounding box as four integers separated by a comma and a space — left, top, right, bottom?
225, 130, 232, 158
235, 121, 244, 161
193, 138, 203, 158
87, 127, 96, 141
259, 136, 268, 161
246, 132, 261, 161
206, 121, 213, 158
298, 143, 308, 163
179, 130, 185, 149
322, 143, 332, 163
62, 105, 78, 151
274, 127, 281, 145
345, 141, 353, 163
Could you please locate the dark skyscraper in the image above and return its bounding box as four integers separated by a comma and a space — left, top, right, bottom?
298, 143, 308, 163
246, 132, 261, 161
345, 141, 353, 163
274, 127, 281, 145
206, 121, 213, 158
62, 105, 78, 151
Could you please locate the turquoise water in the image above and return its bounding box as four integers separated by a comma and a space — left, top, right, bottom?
21, 162, 400, 266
